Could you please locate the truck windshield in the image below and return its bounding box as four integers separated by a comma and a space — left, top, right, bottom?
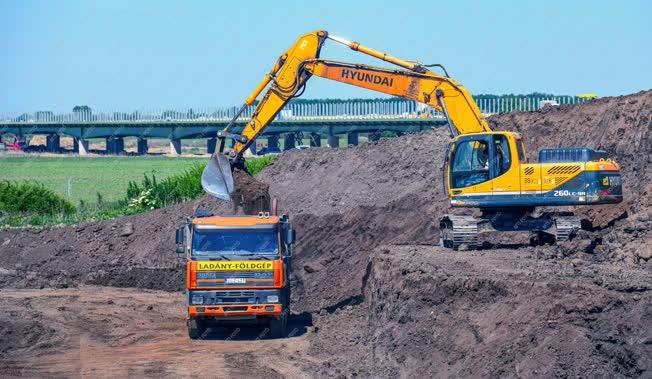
192, 227, 279, 257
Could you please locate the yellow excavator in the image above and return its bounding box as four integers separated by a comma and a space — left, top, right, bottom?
202, 30, 623, 249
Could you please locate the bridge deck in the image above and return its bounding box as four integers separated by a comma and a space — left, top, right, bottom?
0, 117, 446, 139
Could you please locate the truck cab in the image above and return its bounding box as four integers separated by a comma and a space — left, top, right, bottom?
176, 211, 296, 339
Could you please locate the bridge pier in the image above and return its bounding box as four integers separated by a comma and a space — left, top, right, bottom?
170, 139, 182, 156
347, 132, 359, 146
267, 135, 279, 151
46, 134, 60, 152
75, 138, 89, 155
327, 134, 340, 148
368, 132, 381, 142
16, 134, 26, 149
106, 137, 124, 155
309, 133, 321, 147
283, 133, 296, 151
137, 138, 148, 155
207, 137, 217, 155
248, 142, 257, 156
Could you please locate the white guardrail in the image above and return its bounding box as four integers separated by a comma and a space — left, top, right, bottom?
1, 97, 590, 124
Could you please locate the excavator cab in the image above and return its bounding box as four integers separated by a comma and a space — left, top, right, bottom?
446, 132, 521, 203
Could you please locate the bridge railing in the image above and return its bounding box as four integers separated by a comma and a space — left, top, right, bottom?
1, 96, 592, 124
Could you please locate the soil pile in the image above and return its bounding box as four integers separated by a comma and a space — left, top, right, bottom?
230, 167, 271, 215
0, 197, 218, 290
257, 131, 447, 215
306, 246, 651, 377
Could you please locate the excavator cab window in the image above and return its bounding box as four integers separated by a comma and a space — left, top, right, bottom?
493, 135, 511, 177
451, 138, 490, 188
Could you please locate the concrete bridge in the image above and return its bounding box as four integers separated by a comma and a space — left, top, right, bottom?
0, 117, 444, 155
0, 96, 590, 155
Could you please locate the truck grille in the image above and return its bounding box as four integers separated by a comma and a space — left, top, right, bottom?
214, 291, 255, 297
189, 290, 280, 306
196, 271, 272, 279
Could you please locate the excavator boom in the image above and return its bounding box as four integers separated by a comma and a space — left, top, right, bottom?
202, 30, 489, 200
305, 60, 490, 136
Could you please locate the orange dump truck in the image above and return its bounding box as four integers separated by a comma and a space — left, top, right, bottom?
175, 210, 296, 339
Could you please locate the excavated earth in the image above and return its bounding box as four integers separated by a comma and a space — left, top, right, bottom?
1, 90, 651, 377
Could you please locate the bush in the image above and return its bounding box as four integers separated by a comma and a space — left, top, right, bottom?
126, 164, 204, 211
126, 156, 276, 211
246, 155, 276, 176
0, 181, 76, 216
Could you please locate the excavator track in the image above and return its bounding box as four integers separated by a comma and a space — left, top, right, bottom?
553, 215, 581, 241
440, 215, 479, 250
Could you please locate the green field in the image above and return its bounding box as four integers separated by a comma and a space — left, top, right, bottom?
1, 156, 208, 205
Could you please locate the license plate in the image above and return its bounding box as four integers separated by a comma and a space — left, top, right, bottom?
225, 278, 246, 284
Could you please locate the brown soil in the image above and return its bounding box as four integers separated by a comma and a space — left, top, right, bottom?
1, 90, 651, 377
230, 167, 271, 215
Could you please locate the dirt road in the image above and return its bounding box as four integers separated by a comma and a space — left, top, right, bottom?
1, 286, 318, 378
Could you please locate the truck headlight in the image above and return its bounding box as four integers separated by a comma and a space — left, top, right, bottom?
191, 295, 204, 305
267, 295, 279, 303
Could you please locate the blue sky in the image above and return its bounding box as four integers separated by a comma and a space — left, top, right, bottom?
1, 0, 650, 113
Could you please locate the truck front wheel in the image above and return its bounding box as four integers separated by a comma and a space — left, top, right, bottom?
188, 318, 207, 340
269, 315, 287, 338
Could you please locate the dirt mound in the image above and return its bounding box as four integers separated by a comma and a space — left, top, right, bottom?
0, 196, 223, 290
257, 131, 447, 215
230, 167, 271, 215
306, 246, 652, 377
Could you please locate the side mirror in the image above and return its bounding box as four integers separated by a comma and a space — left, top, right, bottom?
176, 245, 185, 255
286, 228, 296, 245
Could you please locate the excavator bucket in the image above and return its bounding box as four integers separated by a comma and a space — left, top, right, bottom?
201, 153, 234, 201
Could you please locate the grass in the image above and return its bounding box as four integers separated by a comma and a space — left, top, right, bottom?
0, 156, 208, 204
246, 155, 276, 176
0, 155, 277, 227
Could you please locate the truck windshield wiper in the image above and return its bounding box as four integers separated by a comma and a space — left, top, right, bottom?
193, 253, 231, 261
245, 254, 277, 260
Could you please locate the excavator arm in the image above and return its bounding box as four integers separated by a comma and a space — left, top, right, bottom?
202, 30, 491, 200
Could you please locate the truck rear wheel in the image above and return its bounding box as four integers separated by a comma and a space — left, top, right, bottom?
269, 315, 287, 338
188, 318, 207, 340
